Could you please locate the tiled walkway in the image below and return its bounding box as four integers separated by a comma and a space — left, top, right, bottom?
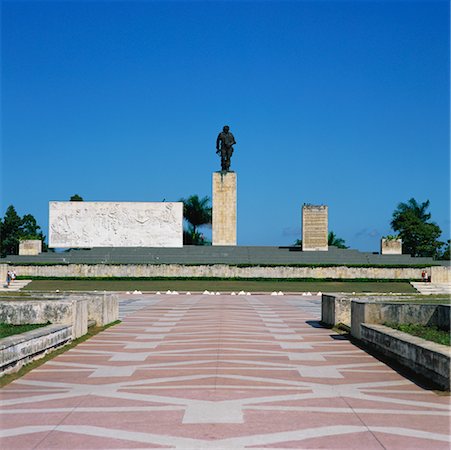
1, 294, 450, 449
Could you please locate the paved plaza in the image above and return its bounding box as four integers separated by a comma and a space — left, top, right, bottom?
1, 294, 450, 449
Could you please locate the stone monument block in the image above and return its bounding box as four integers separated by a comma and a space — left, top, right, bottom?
19, 240, 42, 256
212, 172, 237, 246
49, 202, 183, 248
0, 264, 7, 286
302, 204, 328, 251
381, 238, 402, 255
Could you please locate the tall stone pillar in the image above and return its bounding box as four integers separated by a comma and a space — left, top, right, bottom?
212, 171, 237, 246
302, 204, 328, 251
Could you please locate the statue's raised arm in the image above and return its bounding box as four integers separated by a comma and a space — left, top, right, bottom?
216, 125, 236, 172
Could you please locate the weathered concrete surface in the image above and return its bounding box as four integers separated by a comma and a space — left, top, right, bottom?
8, 263, 431, 280
0, 292, 118, 328
18, 240, 42, 256
302, 204, 328, 251
361, 323, 450, 390
49, 201, 183, 248
351, 301, 450, 340
321, 294, 352, 327
431, 265, 451, 283
0, 324, 71, 376
0, 298, 88, 339
85, 293, 118, 326
212, 171, 237, 246
380, 238, 402, 255
0, 264, 7, 286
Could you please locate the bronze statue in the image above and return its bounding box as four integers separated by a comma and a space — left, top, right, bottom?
216, 125, 236, 171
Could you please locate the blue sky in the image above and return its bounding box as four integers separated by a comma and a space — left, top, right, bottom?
1, 0, 449, 251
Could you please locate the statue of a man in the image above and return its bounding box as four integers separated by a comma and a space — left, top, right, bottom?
216, 125, 236, 171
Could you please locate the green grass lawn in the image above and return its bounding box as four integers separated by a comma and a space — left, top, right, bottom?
22, 279, 418, 293
384, 322, 450, 346
0, 322, 50, 339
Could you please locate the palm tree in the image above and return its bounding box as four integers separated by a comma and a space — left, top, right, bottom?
391, 198, 431, 225
179, 195, 212, 244
294, 232, 348, 249
328, 231, 348, 249
391, 198, 443, 257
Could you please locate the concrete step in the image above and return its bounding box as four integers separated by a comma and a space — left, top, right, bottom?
0, 280, 32, 292
410, 282, 451, 295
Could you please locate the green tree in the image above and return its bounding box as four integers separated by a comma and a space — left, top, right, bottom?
20, 214, 48, 251
438, 239, 450, 260
0, 206, 49, 256
328, 231, 348, 249
21, 214, 41, 238
70, 194, 83, 201
179, 195, 212, 245
391, 198, 443, 257
1, 205, 22, 256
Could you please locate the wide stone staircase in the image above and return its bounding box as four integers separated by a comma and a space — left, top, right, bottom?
0, 279, 32, 292
410, 281, 451, 295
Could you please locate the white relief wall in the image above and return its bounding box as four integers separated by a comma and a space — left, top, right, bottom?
49, 202, 183, 248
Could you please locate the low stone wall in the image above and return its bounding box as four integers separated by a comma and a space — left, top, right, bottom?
30, 292, 119, 327
361, 324, 450, 390
0, 294, 118, 339
0, 264, 7, 286
430, 266, 451, 283
9, 263, 430, 280
350, 301, 450, 339
0, 324, 71, 376
321, 294, 352, 327
321, 294, 424, 328
0, 298, 88, 339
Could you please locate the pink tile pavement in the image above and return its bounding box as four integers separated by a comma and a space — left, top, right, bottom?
1, 294, 450, 449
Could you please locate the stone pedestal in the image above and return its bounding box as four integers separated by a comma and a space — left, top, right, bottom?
212, 171, 237, 246
302, 204, 328, 251
19, 240, 42, 256
380, 238, 402, 255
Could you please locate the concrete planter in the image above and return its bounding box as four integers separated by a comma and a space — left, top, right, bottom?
361, 324, 450, 390
0, 324, 71, 376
